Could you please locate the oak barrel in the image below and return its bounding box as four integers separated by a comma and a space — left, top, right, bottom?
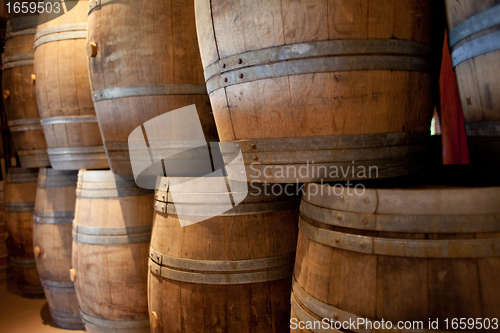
4, 168, 44, 297
291, 182, 500, 332
33, 168, 84, 329
34, 0, 108, 170
445, 1, 500, 177
72, 170, 153, 333
148, 177, 299, 332
195, 0, 441, 183
87, 0, 218, 175
3, 18, 50, 168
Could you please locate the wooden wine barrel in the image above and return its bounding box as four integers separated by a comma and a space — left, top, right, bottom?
3, 18, 50, 168
195, 0, 442, 183
33, 168, 84, 329
0, 181, 7, 284
4, 168, 44, 297
72, 170, 153, 333
87, 0, 218, 175
148, 177, 299, 332
34, 0, 108, 170
291, 182, 500, 332
445, 1, 500, 177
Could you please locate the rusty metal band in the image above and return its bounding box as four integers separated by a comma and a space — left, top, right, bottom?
2, 53, 34, 64
40, 278, 76, 294
41, 115, 98, 126
2, 59, 34, 70
73, 225, 152, 245
5, 202, 35, 212
34, 211, 74, 224
149, 257, 293, 285
6, 170, 39, 183
452, 30, 500, 67
205, 39, 432, 81
34, 31, 88, 49
79, 309, 150, 333
10, 257, 37, 268
6, 16, 39, 34
465, 121, 500, 137
206, 55, 431, 94
88, 0, 115, 14
92, 84, 208, 102
299, 218, 500, 258
5, 29, 37, 39
35, 23, 88, 40
300, 200, 500, 234
449, 4, 500, 47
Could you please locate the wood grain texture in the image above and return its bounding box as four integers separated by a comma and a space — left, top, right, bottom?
196, 0, 436, 141
87, 0, 218, 175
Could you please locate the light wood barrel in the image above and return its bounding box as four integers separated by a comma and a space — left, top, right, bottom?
445, 1, 500, 177
5, 168, 44, 297
195, 0, 441, 183
291, 182, 500, 332
33, 168, 84, 330
34, 1, 108, 170
87, 0, 218, 175
72, 170, 153, 333
0, 181, 7, 284
3, 18, 50, 168
149, 177, 299, 332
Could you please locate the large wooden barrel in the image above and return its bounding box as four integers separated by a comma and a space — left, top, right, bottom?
72, 170, 153, 333
87, 0, 218, 175
3, 18, 50, 168
4, 168, 44, 297
0, 180, 7, 284
291, 182, 500, 332
148, 177, 299, 332
34, 1, 108, 170
195, 0, 441, 183
445, 1, 500, 177
33, 168, 84, 329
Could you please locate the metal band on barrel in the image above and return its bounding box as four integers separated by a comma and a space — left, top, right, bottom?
299, 218, 500, 258
40, 278, 76, 293
452, 30, 500, 67
5, 29, 37, 39
2, 59, 34, 70
79, 309, 150, 333
2, 53, 34, 64
35, 23, 88, 40
88, 0, 115, 14
10, 257, 37, 268
6, 171, 39, 183
5, 202, 35, 212
449, 4, 500, 47
73, 225, 152, 245
50, 308, 83, 322
8, 118, 42, 132
34, 211, 74, 224
34, 31, 88, 49
41, 115, 98, 126
92, 84, 208, 102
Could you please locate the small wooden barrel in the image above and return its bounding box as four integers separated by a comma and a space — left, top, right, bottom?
149, 177, 299, 332
445, 1, 500, 177
33, 168, 84, 329
5, 168, 44, 297
3, 18, 50, 168
292, 183, 500, 332
72, 170, 153, 333
87, 0, 218, 175
34, 0, 108, 170
196, 0, 440, 183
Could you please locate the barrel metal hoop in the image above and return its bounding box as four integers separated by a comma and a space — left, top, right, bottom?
5, 29, 37, 39
40, 278, 76, 293
465, 121, 500, 137
34, 31, 88, 49
8, 118, 40, 127
79, 308, 150, 332
35, 23, 88, 40
205, 39, 433, 81
5, 202, 35, 212
74, 225, 152, 236
2, 59, 35, 70
2, 53, 34, 65
299, 218, 500, 258
10, 257, 37, 268
149, 257, 293, 285
50, 307, 82, 320
92, 84, 208, 102
88, 0, 115, 15
34, 211, 74, 224
206, 55, 432, 94
73, 232, 151, 245
452, 30, 500, 67
449, 4, 500, 47
76, 188, 152, 198
47, 146, 106, 155
41, 115, 98, 126
6, 172, 39, 183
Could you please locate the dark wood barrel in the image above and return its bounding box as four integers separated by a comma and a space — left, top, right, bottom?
195, 0, 441, 183
72, 170, 153, 333
291, 182, 500, 332
33, 168, 84, 329
4, 168, 44, 297
445, 1, 500, 177
148, 177, 299, 332
34, 0, 108, 170
3, 18, 50, 168
87, 0, 218, 175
